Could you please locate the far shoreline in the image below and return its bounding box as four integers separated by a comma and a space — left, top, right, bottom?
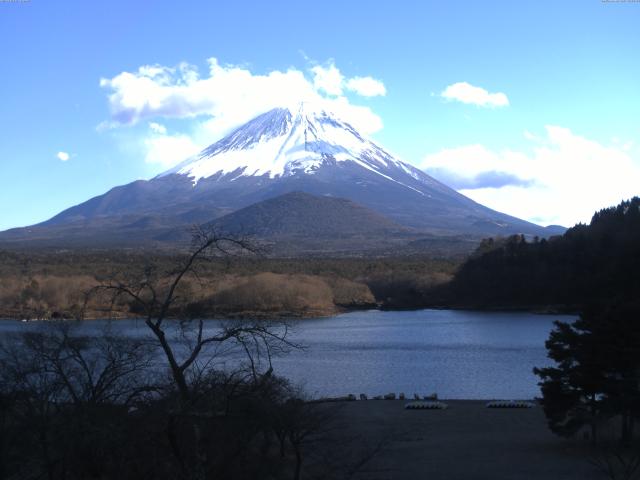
0, 303, 580, 322
0, 302, 582, 322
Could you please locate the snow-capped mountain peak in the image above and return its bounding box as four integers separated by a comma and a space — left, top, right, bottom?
4, 103, 558, 247
160, 103, 420, 185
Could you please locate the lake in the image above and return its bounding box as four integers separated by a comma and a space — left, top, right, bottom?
0, 309, 575, 400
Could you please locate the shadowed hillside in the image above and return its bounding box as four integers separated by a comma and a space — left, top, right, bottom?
210, 191, 408, 238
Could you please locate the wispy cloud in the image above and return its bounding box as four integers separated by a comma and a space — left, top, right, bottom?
148, 122, 167, 134
345, 76, 386, 97
143, 122, 200, 167
441, 81, 509, 108
421, 127, 640, 226
56, 151, 70, 161
426, 166, 534, 190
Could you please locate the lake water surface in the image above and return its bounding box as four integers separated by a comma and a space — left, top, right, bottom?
0, 309, 576, 400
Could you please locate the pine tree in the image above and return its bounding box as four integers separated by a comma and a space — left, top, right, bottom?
534, 302, 640, 443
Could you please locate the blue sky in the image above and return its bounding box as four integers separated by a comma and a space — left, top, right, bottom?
1, 0, 639, 230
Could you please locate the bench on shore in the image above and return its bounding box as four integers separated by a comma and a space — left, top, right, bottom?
405, 401, 448, 410
486, 400, 535, 409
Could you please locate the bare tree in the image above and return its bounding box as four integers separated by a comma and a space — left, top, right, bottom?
88, 227, 297, 403
18, 323, 156, 406
0, 322, 157, 480
85, 227, 300, 480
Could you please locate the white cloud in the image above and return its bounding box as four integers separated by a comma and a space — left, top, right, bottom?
100, 58, 386, 137
100, 59, 316, 128
56, 151, 70, 161
311, 62, 345, 96
325, 96, 384, 132
421, 127, 640, 226
345, 76, 386, 97
441, 82, 509, 108
310, 62, 386, 98
143, 123, 200, 168
149, 122, 167, 134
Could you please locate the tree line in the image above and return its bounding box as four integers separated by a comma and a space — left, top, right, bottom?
444, 197, 640, 310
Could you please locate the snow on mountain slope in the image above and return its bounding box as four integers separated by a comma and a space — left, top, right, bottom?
160, 103, 435, 195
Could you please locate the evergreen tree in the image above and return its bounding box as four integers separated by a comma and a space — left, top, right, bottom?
534, 317, 607, 441
534, 302, 640, 443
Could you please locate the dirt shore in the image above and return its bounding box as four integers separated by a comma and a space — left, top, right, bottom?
331, 400, 601, 480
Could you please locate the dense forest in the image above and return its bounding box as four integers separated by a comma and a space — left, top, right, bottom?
441, 197, 640, 311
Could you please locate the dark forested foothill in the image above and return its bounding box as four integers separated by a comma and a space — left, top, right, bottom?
441, 197, 640, 311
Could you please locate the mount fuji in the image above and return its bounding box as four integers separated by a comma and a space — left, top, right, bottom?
0, 103, 562, 252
